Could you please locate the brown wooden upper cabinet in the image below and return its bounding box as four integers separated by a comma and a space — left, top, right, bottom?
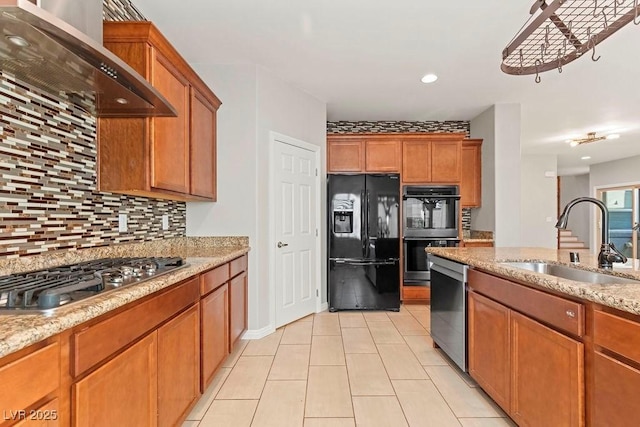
461, 139, 482, 207
402, 138, 462, 183
327, 137, 401, 173
327, 137, 365, 172
99, 22, 221, 202
365, 140, 401, 172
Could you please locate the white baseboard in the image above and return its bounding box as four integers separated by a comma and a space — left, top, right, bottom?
242, 324, 276, 340
318, 302, 329, 312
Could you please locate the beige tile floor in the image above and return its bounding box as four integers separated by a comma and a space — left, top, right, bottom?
183, 304, 516, 427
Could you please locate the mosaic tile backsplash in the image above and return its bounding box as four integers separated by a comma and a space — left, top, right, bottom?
327, 120, 470, 136
0, 0, 186, 258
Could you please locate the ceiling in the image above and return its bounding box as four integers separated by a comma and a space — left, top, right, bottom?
134, 0, 640, 174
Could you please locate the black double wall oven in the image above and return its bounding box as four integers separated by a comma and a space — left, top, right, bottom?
402, 185, 460, 285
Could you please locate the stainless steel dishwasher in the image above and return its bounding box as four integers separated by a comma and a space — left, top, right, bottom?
430, 254, 468, 372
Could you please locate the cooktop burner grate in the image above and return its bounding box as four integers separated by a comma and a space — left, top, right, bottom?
0, 257, 186, 312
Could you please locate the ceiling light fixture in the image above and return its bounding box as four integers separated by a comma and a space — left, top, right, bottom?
421, 74, 438, 84
501, 1, 640, 83
567, 132, 621, 148
581, 156, 591, 160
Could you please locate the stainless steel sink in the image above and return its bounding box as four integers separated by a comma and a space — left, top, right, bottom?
498, 262, 640, 285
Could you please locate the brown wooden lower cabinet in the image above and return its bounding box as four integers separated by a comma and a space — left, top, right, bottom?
157, 304, 200, 427
592, 351, 640, 427
468, 291, 510, 410
0, 341, 60, 421
510, 310, 584, 427
201, 283, 229, 391
468, 269, 585, 427
229, 271, 248, 350
73, 332, 158, 427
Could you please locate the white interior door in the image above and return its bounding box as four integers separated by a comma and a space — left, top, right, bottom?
273, 137, 318, 327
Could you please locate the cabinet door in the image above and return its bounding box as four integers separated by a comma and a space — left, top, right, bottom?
201, 283, 229, 390
327, 139, 364, 172
73, 333, 158, 427
365, 140, 401, 172
402, 140, 431, 182
468, 291, 511, 411
190, 88, 217, 200
229, 271, 248, 350
461, 140, 481, 207
431, 140, 462, 183
151, 51, 190, 194
593, 351, 640, 427
157, 304, 200, 427
510, 311, 584, 427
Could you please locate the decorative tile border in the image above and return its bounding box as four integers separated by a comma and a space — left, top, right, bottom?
103, 0, 146, 21
0, 1, 187, 258
327, 120, 470, 136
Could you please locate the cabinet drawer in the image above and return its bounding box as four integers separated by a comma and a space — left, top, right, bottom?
468, 269, 584, 337
230, 255, 247, 278
594, 310, 640, 364
201, 264, 230, 295
0, 343, 59, 414
73, 277, 199, 377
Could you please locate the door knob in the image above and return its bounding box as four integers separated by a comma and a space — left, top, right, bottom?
277, 241, 289, 248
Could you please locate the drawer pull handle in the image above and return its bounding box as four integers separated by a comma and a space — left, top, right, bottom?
566, 310, 576, 318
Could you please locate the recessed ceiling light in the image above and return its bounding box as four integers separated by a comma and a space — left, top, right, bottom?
605, 133, 620, 140
421, 73, 438, 84
581, 156, 591, 160
6, 35, 29, 47
114, 98, 129, 105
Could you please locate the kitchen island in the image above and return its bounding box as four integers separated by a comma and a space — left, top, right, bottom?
428, 246, 640, 427
0, 237, 249, 427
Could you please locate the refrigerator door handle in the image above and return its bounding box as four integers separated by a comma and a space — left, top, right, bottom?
360, 190, 366, 256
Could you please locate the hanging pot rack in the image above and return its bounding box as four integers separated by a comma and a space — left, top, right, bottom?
502, 0, 640, 82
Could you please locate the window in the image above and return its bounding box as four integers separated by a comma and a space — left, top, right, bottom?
598, 185, 640, 269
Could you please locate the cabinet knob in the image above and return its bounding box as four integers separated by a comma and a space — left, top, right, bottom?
566, 310, 576, 318
277, 241, 289, 248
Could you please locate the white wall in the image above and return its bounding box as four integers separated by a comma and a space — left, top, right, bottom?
187, 64, 326, 334
255, 67, 327, 330
469, 106, 496, 233
470, 104, 522, 247
590, 155, 640, 188
521, 155, 557, 248
560, 174, 590, 248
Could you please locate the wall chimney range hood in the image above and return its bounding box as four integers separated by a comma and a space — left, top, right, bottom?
0, 0, 176, 117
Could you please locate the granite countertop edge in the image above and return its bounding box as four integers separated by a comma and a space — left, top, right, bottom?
428, 247, 640, 317
0, 242, 250, 359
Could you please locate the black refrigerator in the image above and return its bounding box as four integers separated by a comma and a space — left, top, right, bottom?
328, 174, 401, 311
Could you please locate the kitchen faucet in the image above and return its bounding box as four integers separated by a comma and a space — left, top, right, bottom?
555, 197, 627, 269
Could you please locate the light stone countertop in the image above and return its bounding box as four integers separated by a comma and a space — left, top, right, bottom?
0, 237, 250, 359
427, 247, 640, 316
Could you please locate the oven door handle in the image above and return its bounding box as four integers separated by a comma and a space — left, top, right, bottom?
402, 237, 460, 241
402, 194, 461, 200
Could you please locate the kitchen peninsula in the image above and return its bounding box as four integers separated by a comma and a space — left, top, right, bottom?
428, 246, 640, 427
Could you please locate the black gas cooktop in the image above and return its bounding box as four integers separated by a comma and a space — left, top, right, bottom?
0, 257, 187, 313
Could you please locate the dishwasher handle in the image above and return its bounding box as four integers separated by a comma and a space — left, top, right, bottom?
430, 257, 467, 283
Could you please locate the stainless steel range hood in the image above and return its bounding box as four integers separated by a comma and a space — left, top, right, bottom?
0, 0, 176, 117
